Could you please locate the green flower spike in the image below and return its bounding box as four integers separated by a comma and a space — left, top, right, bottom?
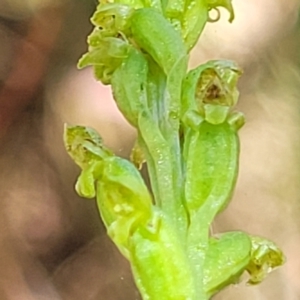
68, 1, 285, 299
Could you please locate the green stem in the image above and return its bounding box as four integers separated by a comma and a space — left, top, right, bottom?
138, 112, 187, 241
140, 59, 188, 241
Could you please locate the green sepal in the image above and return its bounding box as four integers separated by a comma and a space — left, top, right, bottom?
131, 8, 188, 128
131, 8, 187, 76
184, 121, 239, 216
95, 156, 153, 257
129, 211, 197, 300
111, 47, 149, 127
181, 0, 208, 51
203, 232, 251, 297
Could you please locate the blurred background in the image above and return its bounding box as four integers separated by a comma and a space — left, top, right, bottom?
0, 0, 299, 299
